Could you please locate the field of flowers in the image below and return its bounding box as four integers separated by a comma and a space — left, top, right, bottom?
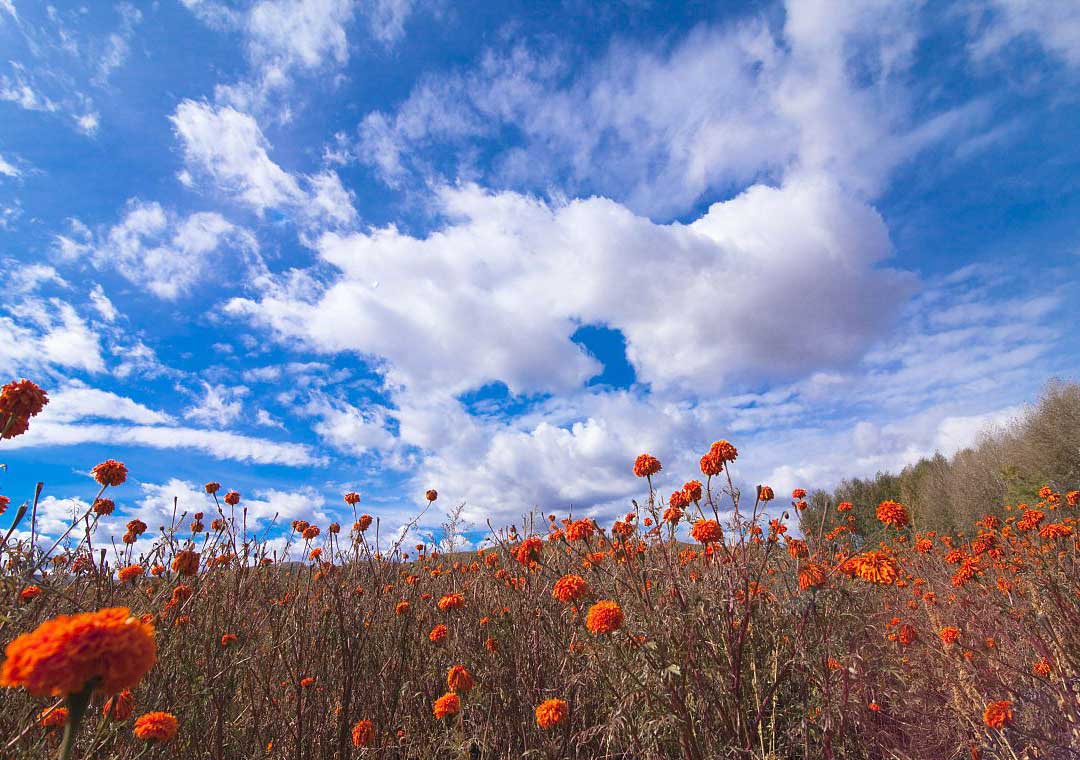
2, 378, 1079, 759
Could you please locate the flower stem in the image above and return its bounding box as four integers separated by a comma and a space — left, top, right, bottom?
58, 684, 93, 760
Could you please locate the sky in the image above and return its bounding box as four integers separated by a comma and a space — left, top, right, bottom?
1, 0, 1079, 553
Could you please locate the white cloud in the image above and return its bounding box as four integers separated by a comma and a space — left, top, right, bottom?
0, 0, 16, 20
970, 0, 1080, 68
306, 396, 396, 456
184, 382, 247, 427
229, 178, 911, 397
247, 0, 354, 72
366, 0, 416, 45
357, 1, 986, 217
46, 383, 174, 425
88, 284, 118, 322
170, 100, 356, 228
7, 420, 324, 466
0, 153, 20, 177
0, 298, 106, 374
90, 199, 260, 299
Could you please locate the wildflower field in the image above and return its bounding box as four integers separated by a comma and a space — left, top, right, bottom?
2, 378, 1079, 760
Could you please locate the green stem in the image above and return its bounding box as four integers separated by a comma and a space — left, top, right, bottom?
58, 684, 93, 760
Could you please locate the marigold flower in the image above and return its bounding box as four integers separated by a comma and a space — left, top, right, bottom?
757, 485, 775, 502
426, 489, 438, 502
683, 480, 703, 501
171, 550, 200, 577
204, 482, 220, 494
484, 636, 498, 653
1038, 522, 1073, 540
221, 633, 237, 648
1033, 657, 1052, 677
328, 522, 340, 534
433, 691, 460, 719
447, 664, 475, 693
351, 718, 375, 747
798, 562, 828, 591
1, 607, 156, 697
300, 677, 316, 688
118, 565, 144, 583
982, 700, 1013, 729
104, 689, 135, 720
39, 705, 68, 728
1066, 490, 1079, 507
344, 491, 361, 505
19, 585, 42, 602
939, 626, 961, 645
439, 593, 466, 611
662, 506, 683, 524
92, 498, 115, 516
134, 711, 178, 742
535, 697, 568, 729
395, 601, 410, 615
668, 490, 689, 510
876, 500, 909, 528
224, 491, 240, 506
836, 501, 853, 512
690, 519, 722, 544
355, 514, 373, 532
792, 488, 807, 499
429, 624, 449, 643
552, 574, 589, 603
92, 459, 128, 487
844, 551, 898, 585
565, 519, 595, 542
126, 519, 147, 536
898, 624, 917, 646
585, 600, 624, 635
513, 536, 544, 565
0, 379, 48, 439
0, 494, 8, 515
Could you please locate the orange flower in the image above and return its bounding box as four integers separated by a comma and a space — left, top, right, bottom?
19, 585, 42, 602
0, 494, 8, 515
797, 562, 828, 591
429, 624, 449, 643
1, 607, 156, 696
552, 574, 589, 604
134, 711, 178, 742
395, 601, 410, 616
565, 519, 595, 542
126, 519, 147, 536
118, 565, 144, 583
662, 506, 683, 524
683, 480, 703, 502
432, 692, 460, 719
898, 624, 917, 646
221, 633, 238, 648
0, 378, 49, 439
1038, 522, 1073, 539
535, 698, 568, 729
351, 718, 375, 747
690, 519, 722, 545
846, 551, 898, 585
300, 677, 316, 688
92, 498, 115, 516
982, 700, 1013, 730
103, 689, 135, 721
484, 636, 498, 653
585, 600, 624, 635
447, 665, 475, 693
426, 489, 438, 502
792, 488, 807, 499
836, 501, 853, 512
39, 705, 68, 728
92, 459, 128, 487
204, 482, 220, 494
344, 491, 361, 505
1032, 657, 1052, 677
633, 454, 662, 478
302, 525, 320, 540
224, 491, 240, 506
171, 550, 200, 577
939, 626, 961, 645
438, 593, 466, 611
356, 514, 373, 532
513, 536, 544, 565
668, 490, 690, 510
757, 485, 774, 502
876, 500, 909, 528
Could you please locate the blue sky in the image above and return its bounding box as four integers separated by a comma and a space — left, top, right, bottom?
1, 0, 1079, 551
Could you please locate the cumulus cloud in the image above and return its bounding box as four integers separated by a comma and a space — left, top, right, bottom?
0, 298, 105, 374
228, 177, 911, 396
184, 382, 248, 427
46, 384, 175, 425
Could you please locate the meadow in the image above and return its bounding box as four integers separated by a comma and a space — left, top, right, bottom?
1, 378, 1079, 759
